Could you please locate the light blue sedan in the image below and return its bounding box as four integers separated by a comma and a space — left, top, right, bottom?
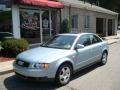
13, 33, 109, 85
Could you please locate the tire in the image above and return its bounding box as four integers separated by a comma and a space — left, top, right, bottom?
55, 63, 72, 86
100, 51, 108, 65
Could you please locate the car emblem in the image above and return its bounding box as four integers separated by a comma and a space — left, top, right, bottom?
18, 61, 24, 66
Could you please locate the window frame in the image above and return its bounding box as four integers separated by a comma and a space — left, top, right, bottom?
71, 15, 78, 29
77, 35, 91, 47
89, 34, 102, 44
84, 15, 90, 28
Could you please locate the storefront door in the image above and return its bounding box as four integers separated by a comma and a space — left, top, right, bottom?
41, 10, 52, 43
20, 9, 52, 44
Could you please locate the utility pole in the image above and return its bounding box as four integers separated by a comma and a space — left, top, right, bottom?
96, 1, 100, 6
83, 0, 86, 4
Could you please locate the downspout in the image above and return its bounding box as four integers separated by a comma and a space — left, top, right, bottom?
116, 14, 119, 35
59, 9, 62, 33
69, 5, 72, 32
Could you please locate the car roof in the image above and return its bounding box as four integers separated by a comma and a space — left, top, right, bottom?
58, 33, 95, 37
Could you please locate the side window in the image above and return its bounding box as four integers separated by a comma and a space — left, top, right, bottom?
77, 35, 91, 46
90, 35, 102, 44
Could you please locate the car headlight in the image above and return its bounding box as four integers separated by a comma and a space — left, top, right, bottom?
34, 63, 49, 69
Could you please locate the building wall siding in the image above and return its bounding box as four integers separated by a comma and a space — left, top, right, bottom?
61, 6, 118, 36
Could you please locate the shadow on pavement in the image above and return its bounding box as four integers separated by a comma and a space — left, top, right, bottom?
4, 75, 59, 90
72, 63, 101, 80
4, 63, 101, 90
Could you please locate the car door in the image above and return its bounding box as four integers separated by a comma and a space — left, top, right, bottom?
75, 35, 92, 70
89, 34, 103, 63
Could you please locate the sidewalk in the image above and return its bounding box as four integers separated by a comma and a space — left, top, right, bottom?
104, 31, 120, 45
0, 60, 14, 75
0, 32, 120, 75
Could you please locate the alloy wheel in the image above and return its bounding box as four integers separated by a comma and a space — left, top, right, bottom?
101, 52, 107, 65
56, 63, 72, 85
59, 67, 71, 84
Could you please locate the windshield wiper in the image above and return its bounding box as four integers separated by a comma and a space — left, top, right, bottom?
41, 45, 49, 47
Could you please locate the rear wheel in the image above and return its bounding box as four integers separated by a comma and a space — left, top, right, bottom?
100, 52, 108, 65
55, 63, 72, 85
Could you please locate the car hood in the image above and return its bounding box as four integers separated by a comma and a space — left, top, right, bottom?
16, 47, 72, 63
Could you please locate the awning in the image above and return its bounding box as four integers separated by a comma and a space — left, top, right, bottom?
15, 0, 64, 9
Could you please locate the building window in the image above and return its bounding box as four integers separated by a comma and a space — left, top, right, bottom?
72, 15, 78, 29
20, 9, 41, 44
0, 3, 12, 33
20, 9, 53, 44
84, 15, 90, 28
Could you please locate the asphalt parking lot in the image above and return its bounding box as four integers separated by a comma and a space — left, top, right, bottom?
0, 41, 120, 90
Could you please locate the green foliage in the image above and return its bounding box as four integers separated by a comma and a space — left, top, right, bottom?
60, 19, 70, 33
80, 0, 120, 12
2, 39, 29, 57
80, 0, 120, 20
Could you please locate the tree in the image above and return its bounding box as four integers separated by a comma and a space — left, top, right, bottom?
80, 0, 120, 12
80, 0, 120, 20
60, 19, 70, 33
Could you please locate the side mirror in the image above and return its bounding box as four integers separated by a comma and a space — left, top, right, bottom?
75, 44, 85, 50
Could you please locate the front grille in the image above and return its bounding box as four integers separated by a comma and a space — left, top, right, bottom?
16, 60, 30, 67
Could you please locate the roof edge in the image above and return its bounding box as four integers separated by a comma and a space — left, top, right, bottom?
59, 0, 118, 15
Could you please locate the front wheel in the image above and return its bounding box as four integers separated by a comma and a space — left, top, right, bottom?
100, 52, 108, 65
55, 63, 72, 85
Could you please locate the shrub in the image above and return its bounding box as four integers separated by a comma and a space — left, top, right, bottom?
60, 18, 70, 33
2, 39, 28, 57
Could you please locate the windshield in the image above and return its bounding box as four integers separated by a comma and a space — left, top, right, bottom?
42, 35, 77, 49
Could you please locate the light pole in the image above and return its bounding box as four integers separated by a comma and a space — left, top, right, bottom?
83, 0, 86, 4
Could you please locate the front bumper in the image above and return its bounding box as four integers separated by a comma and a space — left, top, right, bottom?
13, 62, 50, 78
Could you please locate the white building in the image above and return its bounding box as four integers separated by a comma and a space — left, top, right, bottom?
59, 0, 118, 36
0, 0, 118, 46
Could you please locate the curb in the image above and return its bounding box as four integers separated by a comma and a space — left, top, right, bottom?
0, 60, 14, 75
0, 69, 13, 75
108, 39, 120, 45
108, 41, 117, 45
